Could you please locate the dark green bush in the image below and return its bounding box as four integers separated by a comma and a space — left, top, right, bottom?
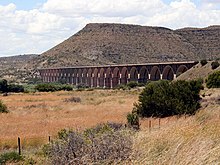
135, 80, 203, 118
206, 71, 220, 88
127, 81, 138, 88
0, 100, 8, 113
8, 84, 24, 93
211, 61, 220, 70
35, 83, 73, 92
0, 151, 23, 164
127, 110, 139, 130
200, 59, 208, 66
0, 79, 8, 93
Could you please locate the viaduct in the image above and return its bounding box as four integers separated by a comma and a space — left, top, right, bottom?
39, 61, 196, 88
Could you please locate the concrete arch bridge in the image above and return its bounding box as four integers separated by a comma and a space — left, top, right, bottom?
39, 61, 196, 88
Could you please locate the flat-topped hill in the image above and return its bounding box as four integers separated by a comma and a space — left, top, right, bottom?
30, 23, 220, 69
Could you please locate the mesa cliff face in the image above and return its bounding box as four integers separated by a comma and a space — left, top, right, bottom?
29, 23, 220, 69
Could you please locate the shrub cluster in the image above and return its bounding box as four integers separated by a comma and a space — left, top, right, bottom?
135, 80, 203, 118
211, 61, 220, 70
0, 100, 8, 113
35, 83, 73, 92
116, 81, 145, 90
200, 59, 208, 66
206, 71, 220, 88
0, 79, 24, 93
46, 123, 133, 164
0, 151, 23, 164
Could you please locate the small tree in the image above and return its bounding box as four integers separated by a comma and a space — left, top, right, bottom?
135, 80, 202, 118
211, 61, 219, 70
0, 79, 8, 93
200, 59, 208, 66
206, 71, 220, 88
127, 108, 139, 130
0, 100, 8, 113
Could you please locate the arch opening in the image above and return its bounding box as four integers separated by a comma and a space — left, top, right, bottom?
139, 66, 149, 83
99, 68, 105, 87
176, 65, 188, 77
87, 69, 93, 87
150, 66, 161, 81
121, 67, 128, 84
112, 67, 120, 88
162, 66, 174, 80
105, 68, 112, 88
130, 67, 138, 82
93, 68, 99, 87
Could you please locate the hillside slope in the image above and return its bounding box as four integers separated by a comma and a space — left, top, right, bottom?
30, 23, 220, 69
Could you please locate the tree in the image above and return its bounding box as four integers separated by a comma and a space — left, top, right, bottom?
135, 80, 203, 118
0, 79, 8, 93
206, 71, 220, 88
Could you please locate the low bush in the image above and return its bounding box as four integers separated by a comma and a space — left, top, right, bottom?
0, 151, 23, 164
8, 84, 24, 93
135, 80, 203, 118
127, 81, 138, 88
200, 59, 208, 66
35, 83, 73, 92
46, 123, 132, 164
211, 61, 220, 70
0, 100, 8, 113
206, 71, 220, 88
64, 96, 81, 103
127, 110, 140, 130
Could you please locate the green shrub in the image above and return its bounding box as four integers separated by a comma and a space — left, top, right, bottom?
135, 80, 203, 118
206, 71, 220, 88
8, 84, 24, 93
200, 59, 208, 66
0, 79, 8, 93
211, 61, 220, 70
127, 110, 140, 130
0, 100, 8, 113
35, 83, 73, 92
127, 81, 138, 88
0, 151, 23, 164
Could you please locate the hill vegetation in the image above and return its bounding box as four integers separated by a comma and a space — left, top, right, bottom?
30, 23, 220, 69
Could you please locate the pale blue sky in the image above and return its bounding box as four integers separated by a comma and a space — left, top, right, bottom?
0, 0, 201, 10
0, 0, 47, 10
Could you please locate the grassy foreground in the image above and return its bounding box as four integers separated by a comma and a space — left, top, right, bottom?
0, 88, 220, 164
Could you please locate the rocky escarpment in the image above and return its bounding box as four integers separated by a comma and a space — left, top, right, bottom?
175, 26, 220, 60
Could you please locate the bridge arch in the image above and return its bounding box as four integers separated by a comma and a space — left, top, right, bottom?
87, 69, 93, 87
162, 65, 174, 80
121, 67, 128, 84
150, 66, 161, 81
139, 66, 149, 83
112, 67, 120, 88
130, 67, 138, 82
176, 65, 188, 77
77, 69, 82, 84
105, 68, 112, 88
99, 68, 105, 88
93, 68, 99, 87
82, 68, 88, 85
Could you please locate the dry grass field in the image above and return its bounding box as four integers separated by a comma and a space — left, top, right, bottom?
0, 89, 139, 150
0, 88, 220, 164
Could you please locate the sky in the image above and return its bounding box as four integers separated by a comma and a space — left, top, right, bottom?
0, 0, 220, 57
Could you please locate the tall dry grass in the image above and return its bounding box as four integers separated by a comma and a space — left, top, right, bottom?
0, 90, 139, 150
131, 89, 220, 164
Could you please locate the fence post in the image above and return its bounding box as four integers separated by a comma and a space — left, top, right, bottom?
149, 120, 151, 132
18, 137, 21, 155
159, 118, 161, 129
